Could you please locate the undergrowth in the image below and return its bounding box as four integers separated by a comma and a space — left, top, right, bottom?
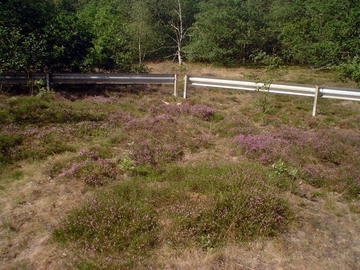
54, 163, 293, 268
0, 83, 359, 268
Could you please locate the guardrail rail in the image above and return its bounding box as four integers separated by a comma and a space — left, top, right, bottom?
0, 73, 178, 96
183, 75, 360, 116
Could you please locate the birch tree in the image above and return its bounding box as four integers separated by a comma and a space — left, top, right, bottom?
127, 0, 157, 65
170, 0, 187, 65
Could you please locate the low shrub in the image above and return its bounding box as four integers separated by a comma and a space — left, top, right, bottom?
58, 148, 119, 186
234, 126, 360, 198
3, 96, 105, 125
53, 163, 293, 267
53, 182, 159, 268
0, 133, 23, 164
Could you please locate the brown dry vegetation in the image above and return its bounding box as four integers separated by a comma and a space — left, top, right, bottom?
0, 62, 360, 270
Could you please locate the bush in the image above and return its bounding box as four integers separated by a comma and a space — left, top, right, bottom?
337, 57, 360, 86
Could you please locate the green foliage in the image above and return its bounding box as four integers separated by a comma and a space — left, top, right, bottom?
271, 0, 360, 67
45, 11, 93, 72
1, 0, 359, 72
250, 51, 283, 72
268, 158, 298, 191
77, 0, 133, 71
337, 57, 360, 86
126, 0, 159, 65
186, 0, 273, 65
0, 0, 53, 73
270, 159, 297, 180
53, 163, 293, 267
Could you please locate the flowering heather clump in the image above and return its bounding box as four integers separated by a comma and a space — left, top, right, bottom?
188, 134, 214, 151
0, 133, 23, 164
83, 95, 114, 104
274, 126, 348, 164
131, 139, 184, 166
234, 126, 354, 165
54, 163, 293, 266
125, 114, 172, 129
53, 183, 159, 267
189, 104, 214, 121
108, 110, 133, 124
233, 125, 360, 197
164, 164, 293, 247
60, 149, 119, 186
172, 102, 192, 115
234, 133, 289, 164
131, 140, 153, 165
173, 191, 290, 246
165, 103, 214, 121
11, 125, 76, 161
302, 164, 336, 188
79, 158, 118, 186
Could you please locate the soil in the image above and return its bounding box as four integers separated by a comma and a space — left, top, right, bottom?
0, 157, 92, 270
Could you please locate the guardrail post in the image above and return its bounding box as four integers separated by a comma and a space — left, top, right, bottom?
183, 75, 188, 99
173, 74, 177, 97
312, 85, 320, 117
46, 73, 50, 91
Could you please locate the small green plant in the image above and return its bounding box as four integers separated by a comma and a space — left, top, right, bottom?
255, 92, 272, 114
270, 158, 298, 180
200, 234, 214, 252
118, 142, 136, 172
268, 159, 298, 191
36, 86, 54, 98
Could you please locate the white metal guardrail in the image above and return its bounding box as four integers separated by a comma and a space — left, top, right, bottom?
0, 73, 178, 96
2, 73, 360, 116
184, 75, 360, 116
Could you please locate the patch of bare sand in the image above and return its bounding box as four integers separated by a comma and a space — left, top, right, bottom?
0, 155, 92, 270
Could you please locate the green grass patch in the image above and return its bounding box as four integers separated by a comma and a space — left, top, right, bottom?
1, 96, 105, 126
53, 162, 293, 268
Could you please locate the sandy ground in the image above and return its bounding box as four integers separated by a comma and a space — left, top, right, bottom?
0, 157, 91, 270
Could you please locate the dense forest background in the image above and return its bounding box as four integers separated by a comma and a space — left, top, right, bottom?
1, 0, 360, 83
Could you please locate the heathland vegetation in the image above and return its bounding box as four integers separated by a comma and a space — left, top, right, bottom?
0, 63, 360, 269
